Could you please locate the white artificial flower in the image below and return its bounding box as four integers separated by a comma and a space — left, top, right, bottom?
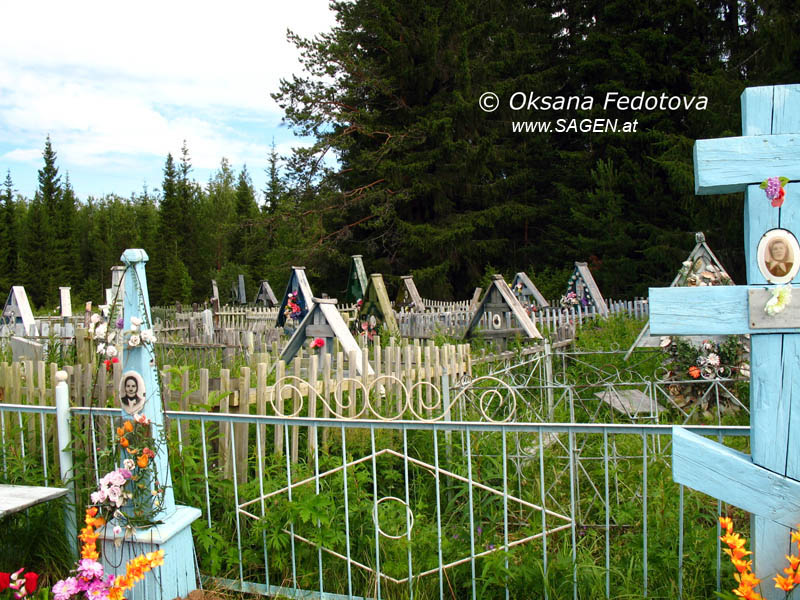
130, 316, 143, 327
706, 353, 720, 367
128, 334, 141, 348
94, 323, 107, 340
96, 343, 106, 355
105, 345, 118, 358
765, 285, 792, 316
123, 459, 135, 470
140, 329, 156, 344
90, 313, 101, 324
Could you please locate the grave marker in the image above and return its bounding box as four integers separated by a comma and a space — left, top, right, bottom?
2, 286, 37, 336
510, 272, 550, 309
255, 280, 278, 307
625, 231, 734, 359
356, 273, 400, 338
566, 262, 608, 317
231, 274, 247, 304
345, 255, 369, 303
276, 266, 315, 328
98, 249, 201, 600
279, 297, 375, 377
649, 84, 800, 595
59, 287, 72, 318
396, 275, 424, 311
465, 274, 542, 348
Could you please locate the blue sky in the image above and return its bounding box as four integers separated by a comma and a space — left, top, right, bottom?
0, 1, 337, 201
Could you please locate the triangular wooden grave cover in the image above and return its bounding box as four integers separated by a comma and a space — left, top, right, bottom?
567, 262, 609, 317
276, 266, 315, 328
279, 297, 374, 376
2, 286, 37, 336
625, 232, 735, 358
510, 272, 550, 308
255, 280, 278, 307
395, 275, 424, 311
464, 275, 542, 340
345, 255, 369, 303
356, 273, 400, 337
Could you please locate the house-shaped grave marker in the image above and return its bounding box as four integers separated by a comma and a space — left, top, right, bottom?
345, 254, 369, 303
255, 280, 278, 307
465, 274, 542, 348
396, 275, 424, 311
279, 297, 375, 378
649, 84, 800, 595
565, 262, 608, 317
276, 266, 315, 328
230, 274, 247, 304
355, 273, 400, 338
2, 286, 37, 336
511, 272, 550, 309
625, 231, 734, 359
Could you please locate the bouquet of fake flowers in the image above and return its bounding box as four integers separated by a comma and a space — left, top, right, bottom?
0, 569, 39, 600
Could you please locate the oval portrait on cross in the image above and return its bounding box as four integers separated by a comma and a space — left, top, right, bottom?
757, 229, 800, 284
119, 371, 146, 415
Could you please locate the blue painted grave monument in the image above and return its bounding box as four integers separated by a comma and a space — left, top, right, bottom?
98, 249, 201, 600
649, 84, 800, 597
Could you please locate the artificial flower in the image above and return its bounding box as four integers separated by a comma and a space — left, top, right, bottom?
0, 572, 9, 591
128, 334, 141, 348
765, 285, 792, 316
688, 365, 701, 379
105, 345, 118, 358
762, 176, 789, 208
775, 574, 795, 592
310, 337, 325, 349
140, 329, 156, 344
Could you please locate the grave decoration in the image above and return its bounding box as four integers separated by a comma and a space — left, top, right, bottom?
561, 262, 609, 317
510, 272, 550, 313
345, 254, 369, 303
1, 286, 37, 336
276, 266, 315, 329
254, 280, 278, 307
465, 274, 542, 349
354, 273, 400, 340
91, 249, 201, 600
626, 231, 735, 358
649, 83, 800, 597
395, 275, 424, 312
279, 297, 375, 377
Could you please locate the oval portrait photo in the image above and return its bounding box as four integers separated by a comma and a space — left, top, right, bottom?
757, 229, 800, 284
119, 371, 146, 415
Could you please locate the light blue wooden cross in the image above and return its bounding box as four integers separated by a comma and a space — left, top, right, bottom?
649, 84, 800, 597
98, 249, 201, 600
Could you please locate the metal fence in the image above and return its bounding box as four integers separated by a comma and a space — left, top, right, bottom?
0, 369, 750, 600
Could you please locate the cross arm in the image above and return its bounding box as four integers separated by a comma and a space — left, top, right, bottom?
694, 134, 800, 195
673, 427, 800, 528
649, 285, 800, 335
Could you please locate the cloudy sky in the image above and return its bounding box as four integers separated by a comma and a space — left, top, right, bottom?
0, 1, 337, 201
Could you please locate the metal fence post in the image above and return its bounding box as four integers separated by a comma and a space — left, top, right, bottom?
55, 369, 78, 560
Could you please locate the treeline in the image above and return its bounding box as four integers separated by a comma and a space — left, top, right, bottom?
3, 0, 800, 309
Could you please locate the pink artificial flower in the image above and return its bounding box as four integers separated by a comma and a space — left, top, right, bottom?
310, 338, 325, 349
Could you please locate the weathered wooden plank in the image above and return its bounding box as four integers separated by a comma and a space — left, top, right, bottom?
672, 427, 800, 528
649, 285, 800, 335
694, 134, 800, 195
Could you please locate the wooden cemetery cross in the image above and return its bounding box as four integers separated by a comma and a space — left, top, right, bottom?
255, 280, 278, 307
397, 275, 425, 312
98, 249, 201, 600
649, 84, 800, 596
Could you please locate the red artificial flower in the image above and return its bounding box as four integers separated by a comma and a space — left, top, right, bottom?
688, 365, 701, 379
0, 573, 10, 591
772, 187, 786, 208
23, 572, 38, 593
310, 338, 324, 349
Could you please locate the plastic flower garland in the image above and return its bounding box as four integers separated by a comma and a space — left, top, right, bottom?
53, 507, 164, 600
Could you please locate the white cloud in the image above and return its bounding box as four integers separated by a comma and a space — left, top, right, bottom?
0, 0, 336, 194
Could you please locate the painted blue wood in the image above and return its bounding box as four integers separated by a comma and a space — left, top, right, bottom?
693, 134, 800, 195
672, 427, 800, 528
652, 84, 800, 599
648, 285, 800, 335
98, 249, 200, 600
276, 266, 315, 328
